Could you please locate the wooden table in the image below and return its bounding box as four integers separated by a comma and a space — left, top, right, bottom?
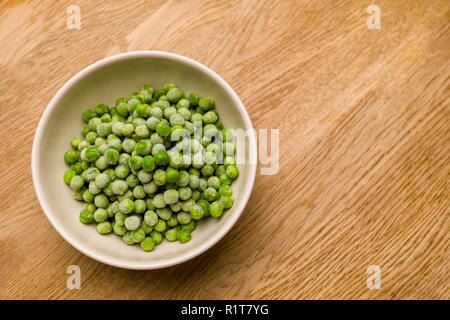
0, 0, 448, 300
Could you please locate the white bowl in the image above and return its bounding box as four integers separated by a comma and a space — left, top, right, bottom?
32, 51, 256, 270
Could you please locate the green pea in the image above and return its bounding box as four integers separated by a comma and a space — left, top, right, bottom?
79, 209, 94, 224
176, 229, 191, 243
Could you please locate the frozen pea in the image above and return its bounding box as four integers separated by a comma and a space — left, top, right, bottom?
226, 165, 239, 179
78, 140, 90, 151
203, 187, 218, 202
201, 164, 214, 176
64, 169, 76, 185
191, 190, 200, 201
181, 220, 196, 232
94, 208, 108, 223
108, 139, 122, 152
64, 150, 79, 165
138, 170, 152, 183
177, 211, 191, 225
153, 169, 167, 186
177, 229, 191, 243
167, 215, 179, 227
165, 228, 178, 242
119, 199, 134, 214
150, 231, 163, 245
177, 171, 189, 187
178, 187, 192, 200
167, 88, 183, 103
86, 131, 99, 144
156, 208, 172, 221
113, 222, 127, 236
140, 237, 155, 251
70, 175, 84, 191
72, 187, 86, 201
89, 181, 101, 195
85, 167, 100, 181
84, 203, 96, 213
97, 221, 112, 234
71, 137, 82, 149
122, 138, 136, 153
128, 156, 142, 171
135, 140, 151, 156
143, 181, 157, 195
125, 215, 141, 231
133, 185, 146, 199
219, 194, 234, 209
79, 209, 94, 224
209, 201, 223, 218
117, 189, 133, 202
198, 178, 208, 192
95, 156, 108, 170
115, 164, 130, 179
207, 176, 221, 190
146, 116, 160, 130
202, 111, 217, 124
163, 189, 179, 205
123, 231, 135, 245
144, 210, 159, 227
181, 199, 195, 212
126, 174, 139, 188
130, 228, 146, 243
140, 221, 153, 235
152, 194, 166, 209
115, 212, 127, 226
190, 204, 204, 220
119, 153, 130, 166
135, 124, 150, 138
96, 122, 112, 137
95, 194, 109, 208
153, 219, 167, 232
95, 173, 110, 188
188, 175, 200, 189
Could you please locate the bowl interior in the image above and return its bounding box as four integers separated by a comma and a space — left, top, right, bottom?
33, 52, 255, 269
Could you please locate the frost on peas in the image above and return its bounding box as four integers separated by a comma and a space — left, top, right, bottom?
111, 180, 128, 195
181, 199, 196, 212
143, 181, 157, 195
125, 215, 141, 231
135, 124, 150, 138
120, 123, 134, 137
96, 122, 112, 137
95, 173, 110, 188
95, 194, 109, 208
97, 221, 112, 235
126, 174, 139, 188
144, 210, 158, 227
170, 201, 182, 212
140, 237, 155, 251
134, 199, 147, 214
163, 189, 179, 205
152, 194, 166, 209
133, 185, 146, 199
178, 187, 192, 201
70, 175, 84, 191
138, 170, 152, 184
117, 189, 133, 202
156, 207, 172, 221
119, 199, 134, 214
122, 138, 136, 153
89, 181, 101, 195
94, 208, 108, 223
177, 229, 191, 243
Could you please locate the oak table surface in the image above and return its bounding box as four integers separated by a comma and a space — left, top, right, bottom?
0, 0, 448, 299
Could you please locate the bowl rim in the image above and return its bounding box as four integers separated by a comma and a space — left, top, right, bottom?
31, 50, 257, 270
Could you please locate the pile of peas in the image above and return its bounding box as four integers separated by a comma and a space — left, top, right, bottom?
62, 83, 239, 252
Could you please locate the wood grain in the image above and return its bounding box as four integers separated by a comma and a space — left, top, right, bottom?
0, 0, 448, 299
